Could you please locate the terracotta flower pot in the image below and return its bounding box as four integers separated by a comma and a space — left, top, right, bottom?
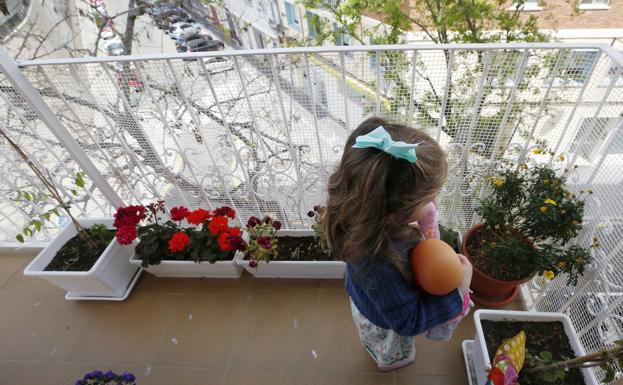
461, 224, 533, 307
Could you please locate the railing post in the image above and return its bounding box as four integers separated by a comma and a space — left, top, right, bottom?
0, 48, 125, 209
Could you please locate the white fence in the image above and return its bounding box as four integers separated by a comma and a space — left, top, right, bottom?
0, 43, 622, 380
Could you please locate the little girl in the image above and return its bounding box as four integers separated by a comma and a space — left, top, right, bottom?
323, 117, 473, 371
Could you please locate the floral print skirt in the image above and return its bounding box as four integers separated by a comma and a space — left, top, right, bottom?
349, 294, 473, 371
349, 300, 416, 371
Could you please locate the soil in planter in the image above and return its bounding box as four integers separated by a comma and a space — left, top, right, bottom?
247, 236, 338, 261
482, 320, 584, 385
466, 227, 533, 281
44, 226, 115, 272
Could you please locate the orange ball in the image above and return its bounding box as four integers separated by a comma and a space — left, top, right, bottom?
410, 239, 463, 295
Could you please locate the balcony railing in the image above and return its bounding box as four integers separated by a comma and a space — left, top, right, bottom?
0, 43, 622, 380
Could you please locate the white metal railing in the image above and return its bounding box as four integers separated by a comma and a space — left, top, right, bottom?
1, 43, 622, 380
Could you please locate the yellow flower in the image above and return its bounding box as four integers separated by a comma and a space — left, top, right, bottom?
540, 206, 548, 213
544, 270, 555, 280
493, 178, 505, 187
557, 261, 567, 269
533, 148, 543, 154
543, 179, 549, 185
491, 242, 497, 248
559, 154, 565, 161
544, 198, 557, 206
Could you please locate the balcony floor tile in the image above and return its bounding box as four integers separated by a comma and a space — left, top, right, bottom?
0, 252, 524, 384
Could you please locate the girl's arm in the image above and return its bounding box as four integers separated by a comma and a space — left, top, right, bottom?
417, 201, 440, 239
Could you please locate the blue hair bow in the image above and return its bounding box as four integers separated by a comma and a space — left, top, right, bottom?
352, 126, 423, 163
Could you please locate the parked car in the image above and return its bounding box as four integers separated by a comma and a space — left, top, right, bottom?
106, 41, 125, 56
168, 16, 195, 30
169, 20, 201, 35
169, 23, 201, 41
180, 40, 223, 61
176, 36, 213, 52
201, 56, 234, 74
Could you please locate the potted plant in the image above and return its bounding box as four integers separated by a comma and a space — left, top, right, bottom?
75, 370, 136, 385
5, 130, 140, 300
440, 224, 462, 253
118, 201, 246, 278
461, 162, 594, 306
236, 206, 346, 278
467, 309, 621, 385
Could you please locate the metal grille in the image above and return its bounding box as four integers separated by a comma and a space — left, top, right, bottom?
1, 43, 622, 380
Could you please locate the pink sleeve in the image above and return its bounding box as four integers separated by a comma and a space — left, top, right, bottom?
418, 201, 440, 239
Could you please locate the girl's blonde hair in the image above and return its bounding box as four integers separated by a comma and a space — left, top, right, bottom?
323, 117, 448, 280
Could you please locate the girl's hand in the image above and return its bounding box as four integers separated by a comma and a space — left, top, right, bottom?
457, 254, 473, 295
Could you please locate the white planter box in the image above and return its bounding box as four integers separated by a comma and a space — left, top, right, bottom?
24, 218, 140, 300
130, 251, 243, 278
236, 230, 346, 279
472, 309, 598, 385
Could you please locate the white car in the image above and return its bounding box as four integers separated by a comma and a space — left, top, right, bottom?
201, 57, 234, 74
169, 23, 201, 41
106, 41, 125, 56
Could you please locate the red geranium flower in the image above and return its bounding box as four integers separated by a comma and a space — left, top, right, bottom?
208, 216, 229, 235
213, 206, 236, 219
272, 221, 282, 230
170, 206, 190, 221
228, 227, 241, 237
186, 209, 211, 225
115, 226, 137, 245
168, 231, 190, 253
217, 232, 233, 251
113, 205, 146, 228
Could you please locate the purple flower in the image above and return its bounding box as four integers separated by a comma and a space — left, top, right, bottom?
313, 205, 320, 212
75, 381, 84, 385
307, 211, 315, 218
104, 370, 116, 381
249, 260, 258, 268
257, 236, 272, 249
246, 216, 261, 229
272, 221, 282, 230
84, 370, 104, 380
121, 372, 136, 382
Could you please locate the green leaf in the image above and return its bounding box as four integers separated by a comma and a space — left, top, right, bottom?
71, 189, 78, 196
52, 208, 60, 217
15, 191, 22, 200
31, 220, 42, 232
16, 234, 24, 243
604, 366, 615, 383
542, 371, 557, 382
539, 351, 553, 361
24, 192, 31, 201
42, 212, 51, 221
75, 172, 85, 188
23, 228, 30, 236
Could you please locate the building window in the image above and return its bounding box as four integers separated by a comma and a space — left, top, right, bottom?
306, 11, 319, 38
333, 23, 350, 46
570, 117, 623, 161
284, 1, 300, 30
578, 0, 610, 9
556, 49, 599, 86
508, 0, 542, 11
